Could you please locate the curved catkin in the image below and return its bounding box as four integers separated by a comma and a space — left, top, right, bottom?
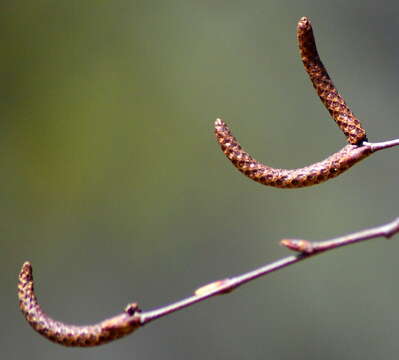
18, 262, 142, 347
297, 17, 367, 145
215, 119, 372, 188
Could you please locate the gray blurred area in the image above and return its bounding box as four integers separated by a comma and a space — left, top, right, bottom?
2, 1, 399, 359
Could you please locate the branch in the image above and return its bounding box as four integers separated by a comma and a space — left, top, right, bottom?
142, 217, 399, 323
365, 138, 399, 152
18, 217, 399, 346
215, 119, 399, 189
17, 15, 399, 348
215, 17, 399, 189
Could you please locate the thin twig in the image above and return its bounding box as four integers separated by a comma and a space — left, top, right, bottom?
18, 137, 399, 346
140, 217, 399, 325
17, 12, 399, 347
365, 138, 399, 152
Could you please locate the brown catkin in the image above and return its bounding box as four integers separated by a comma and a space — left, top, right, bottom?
18, 262, 142, 347
215, 119, 372, 188
297, 17, 367, 145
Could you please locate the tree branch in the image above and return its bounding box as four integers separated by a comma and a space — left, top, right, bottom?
17, 14, 399, 348
142, 217, 399, 325
19, 216, 399, 346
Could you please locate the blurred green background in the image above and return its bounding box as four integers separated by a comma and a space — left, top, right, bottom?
2, 1, 399, 359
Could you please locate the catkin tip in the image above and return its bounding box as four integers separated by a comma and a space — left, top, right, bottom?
20, 261, 32, 275
215, 118, 223, 126
298, 16, 310, 28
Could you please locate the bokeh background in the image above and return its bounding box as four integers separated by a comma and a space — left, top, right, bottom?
2, 1, 399, 359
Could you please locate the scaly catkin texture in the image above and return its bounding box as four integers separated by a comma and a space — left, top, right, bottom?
215, 17, 370, 188
215, 119, 372, 188
18, 261, 142, 347
297, 17, 367, 145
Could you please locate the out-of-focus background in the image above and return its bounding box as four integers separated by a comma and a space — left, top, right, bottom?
2, 1, 399, 359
